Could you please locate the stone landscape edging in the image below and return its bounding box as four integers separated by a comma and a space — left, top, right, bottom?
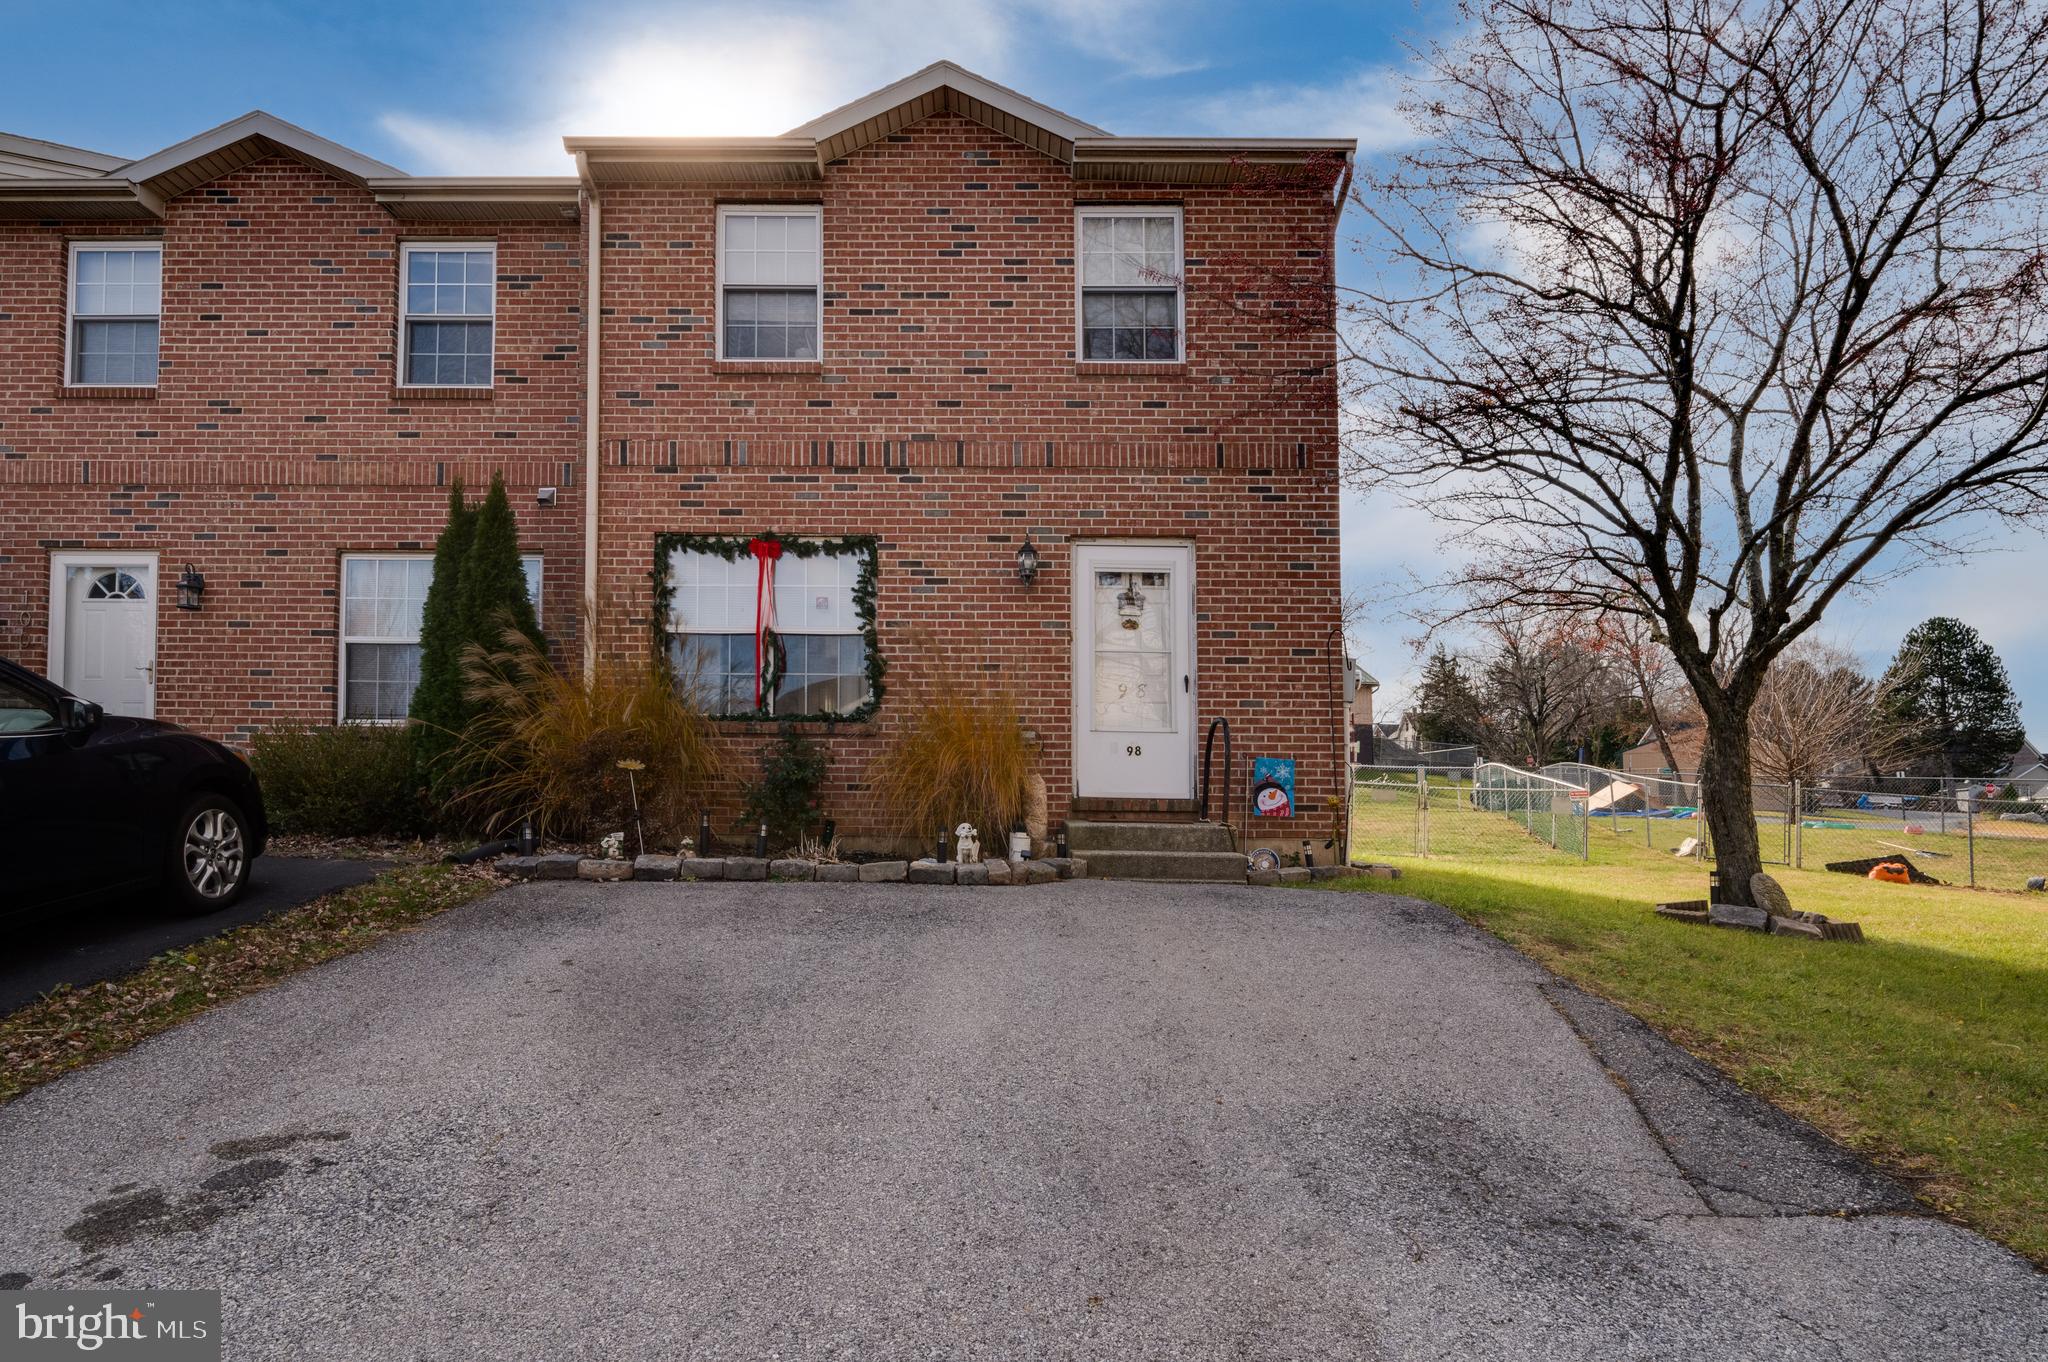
496, 856, 1381, 887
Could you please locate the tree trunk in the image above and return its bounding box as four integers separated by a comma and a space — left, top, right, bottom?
1698, 705, 1762, 907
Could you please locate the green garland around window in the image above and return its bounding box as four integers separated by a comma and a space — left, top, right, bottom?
650, 531, 885, 723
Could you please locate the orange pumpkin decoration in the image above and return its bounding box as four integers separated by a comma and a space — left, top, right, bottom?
1868, 861, 1912, 884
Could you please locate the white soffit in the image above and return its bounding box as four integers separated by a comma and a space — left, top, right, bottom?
788, 60, 1107, 163
113, 110, 404, 199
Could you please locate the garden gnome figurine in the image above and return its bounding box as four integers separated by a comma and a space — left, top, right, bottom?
955, 822, 981, 865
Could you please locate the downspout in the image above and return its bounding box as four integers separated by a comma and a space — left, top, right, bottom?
581, 171, 601, 676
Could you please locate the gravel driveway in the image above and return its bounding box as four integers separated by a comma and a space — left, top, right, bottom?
0, 880, 2041, 1360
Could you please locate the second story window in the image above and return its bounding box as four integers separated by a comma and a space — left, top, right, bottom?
69, 242, 161, 387
717, 207, 820, 361
1077, 207, 1183, 363
400, 243, 495, 387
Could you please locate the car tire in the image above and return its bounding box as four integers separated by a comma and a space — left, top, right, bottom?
168, 793, 253, 912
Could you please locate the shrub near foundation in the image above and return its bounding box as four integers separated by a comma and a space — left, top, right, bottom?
868, 649, 1036, 847
453, 627, 725, 846
743, 726, 827, 851
251, 723, 429, 838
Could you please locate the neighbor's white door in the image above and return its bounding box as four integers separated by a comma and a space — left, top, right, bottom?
1072, 542, 1194, 799
54, 556, 158, 717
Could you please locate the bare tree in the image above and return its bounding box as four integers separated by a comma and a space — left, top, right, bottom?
1472, 612, 1626, 764
1349, 0, 2048, 903
1749, 640, 1874, 784
1585, 609, 1689, 771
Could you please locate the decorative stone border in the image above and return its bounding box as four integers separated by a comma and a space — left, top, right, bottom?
1653, 899, 1865, 942
494, 855, 1092, 886
496, 856, 1406, 888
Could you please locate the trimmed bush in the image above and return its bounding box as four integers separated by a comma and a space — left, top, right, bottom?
459, 472, 543, 660
251, 723, 429, 838
408, 479, 476, 786
743, 726, 827, 851
412, 472, 545, 804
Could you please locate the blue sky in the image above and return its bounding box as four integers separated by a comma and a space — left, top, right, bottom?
5, 0, 2041, 730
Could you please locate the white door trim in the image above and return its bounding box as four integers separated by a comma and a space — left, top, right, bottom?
1070, 539, 1197, 800
48, 551, 160, 717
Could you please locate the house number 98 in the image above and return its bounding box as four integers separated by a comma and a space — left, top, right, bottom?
1125, 744, 1143, 757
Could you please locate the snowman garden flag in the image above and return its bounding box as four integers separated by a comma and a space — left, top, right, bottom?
1251, 758, 1295, 818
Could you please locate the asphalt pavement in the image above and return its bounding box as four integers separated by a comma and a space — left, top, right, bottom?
0, 880, 2040, 1360
0, 856, 386, 1014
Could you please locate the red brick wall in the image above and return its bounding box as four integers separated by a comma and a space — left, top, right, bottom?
0, 119, 1346, 852
0, 474, 580, 739
0, 155, 586, 728
596, 451, 1346, 855
591, 113, 1345, 850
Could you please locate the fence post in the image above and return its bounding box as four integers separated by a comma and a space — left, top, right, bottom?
1792, 778, 1802, 870
1415, 766, 1427, 857
1968, 792, 1976, 888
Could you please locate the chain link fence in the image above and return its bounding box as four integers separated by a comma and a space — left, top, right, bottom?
1352, 763, 1589, 860
1543, 762, 1726, 860
1790, 776, 2048, 891
1353, 758, 2048, 890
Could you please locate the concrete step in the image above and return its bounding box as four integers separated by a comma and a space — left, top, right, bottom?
1077, 848, 1249, 882
1067, 819, 1236, 854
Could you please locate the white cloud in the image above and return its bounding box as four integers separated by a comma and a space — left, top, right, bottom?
381, 0, 1204, 174
1340, 486, 1459, 713
1179, 66, 1414, 147
1026, 0, 1209, 78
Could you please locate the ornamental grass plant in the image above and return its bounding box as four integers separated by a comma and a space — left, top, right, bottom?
452, 616, 726, 845
866, 635, 1037, 846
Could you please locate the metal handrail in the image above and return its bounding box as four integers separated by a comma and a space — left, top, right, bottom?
1200, 716, 1232, 826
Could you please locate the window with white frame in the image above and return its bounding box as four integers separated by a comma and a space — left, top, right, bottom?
1077, 207, 1183, 362
717, 207, 820, 361
664, 546, 868, 716
399, 243, 495, 386
340, 553, 540, 721
69, 242, 161, 386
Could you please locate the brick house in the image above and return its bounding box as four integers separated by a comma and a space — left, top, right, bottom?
0, 64, 1352, 853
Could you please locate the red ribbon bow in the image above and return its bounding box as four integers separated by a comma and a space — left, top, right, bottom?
748, 539, 783, 709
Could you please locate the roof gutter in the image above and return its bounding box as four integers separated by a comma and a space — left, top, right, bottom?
367, 176, 580, 221
0, 177, 165, 220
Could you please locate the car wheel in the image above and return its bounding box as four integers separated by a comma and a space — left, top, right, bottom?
169, 794, 251, 911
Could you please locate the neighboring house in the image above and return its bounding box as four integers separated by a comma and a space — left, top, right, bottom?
1345, 658, 1377, 761
1620, 723, 1703, 778
1996, 740, 2048, 797
0, 64, 1352, 843
1364, 711, 1477, 767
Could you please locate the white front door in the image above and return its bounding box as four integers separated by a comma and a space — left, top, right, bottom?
51, 555, 158, 717
1072, 542, 1195, 799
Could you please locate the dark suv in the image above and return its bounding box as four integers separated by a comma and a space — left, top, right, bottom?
0, 657, 266, 917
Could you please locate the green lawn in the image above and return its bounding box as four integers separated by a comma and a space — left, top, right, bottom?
1326, 825, 2048, 1265
1355, 780, 2048, 888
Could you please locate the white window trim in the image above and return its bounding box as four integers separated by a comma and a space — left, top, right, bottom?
1073, 204, 1185, 365
396, 240, 497, 389
665, 543, 867, 717
337, 550, 540, 724
65, 239, 162, 389
714, 204, 824, 363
